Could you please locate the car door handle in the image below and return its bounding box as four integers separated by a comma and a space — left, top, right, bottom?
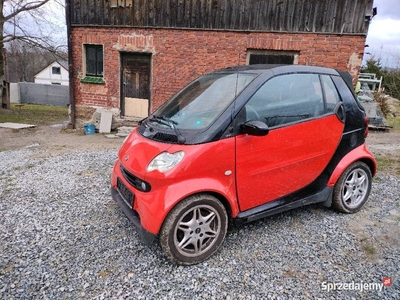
334, 102, 346, 123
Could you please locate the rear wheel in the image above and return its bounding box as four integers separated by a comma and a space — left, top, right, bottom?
160, 194, 228, 265
332, 161, 372, 213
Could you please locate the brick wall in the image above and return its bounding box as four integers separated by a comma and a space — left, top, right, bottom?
71, 27, 365, 113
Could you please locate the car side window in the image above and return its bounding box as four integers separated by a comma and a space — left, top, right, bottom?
321, 75, 341, 112
241, 74, 324, 127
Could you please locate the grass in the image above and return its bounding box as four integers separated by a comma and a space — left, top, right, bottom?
0, 104, 68, 126
362, 245, 376, 255
375, 153, 400, 176
387, 117, 400, 132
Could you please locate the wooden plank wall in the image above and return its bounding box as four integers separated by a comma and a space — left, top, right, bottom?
70, 0, 373, 34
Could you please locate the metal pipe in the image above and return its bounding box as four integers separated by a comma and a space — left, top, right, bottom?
65, 0, 75, 128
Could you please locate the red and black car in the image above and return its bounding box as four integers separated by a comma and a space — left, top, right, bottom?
111, 65, 376, 265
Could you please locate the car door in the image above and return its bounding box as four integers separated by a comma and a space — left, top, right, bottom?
235, 73, 345, 211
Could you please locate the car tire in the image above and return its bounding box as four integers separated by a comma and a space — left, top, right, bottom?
160, 194, 228, 265
332, 161, 372, 213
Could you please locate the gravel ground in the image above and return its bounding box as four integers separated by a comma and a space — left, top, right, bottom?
0, 145, 399, 299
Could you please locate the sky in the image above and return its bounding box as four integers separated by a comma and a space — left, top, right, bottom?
365, 0, 400, 68
3, 0, 66, 49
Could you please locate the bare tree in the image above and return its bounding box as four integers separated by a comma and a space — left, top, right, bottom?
1, 0, 66, 108
6, 40, 65, 82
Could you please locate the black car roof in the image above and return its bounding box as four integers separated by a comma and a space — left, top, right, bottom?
216, 64, 355, 92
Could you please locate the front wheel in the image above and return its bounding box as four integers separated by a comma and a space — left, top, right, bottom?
332, 161, 372, 213
160, 194, 228, 265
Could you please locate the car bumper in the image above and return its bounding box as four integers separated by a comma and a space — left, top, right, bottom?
110, 187, 157, 245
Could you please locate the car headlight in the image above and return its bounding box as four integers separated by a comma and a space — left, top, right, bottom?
147, 151, 185, 173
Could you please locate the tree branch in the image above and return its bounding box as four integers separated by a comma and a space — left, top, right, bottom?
3, 0, 52, 22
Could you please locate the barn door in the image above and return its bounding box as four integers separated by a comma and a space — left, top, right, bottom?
120, 53, 151, 117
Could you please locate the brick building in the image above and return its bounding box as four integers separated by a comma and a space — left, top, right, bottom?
66, 0, 374, 128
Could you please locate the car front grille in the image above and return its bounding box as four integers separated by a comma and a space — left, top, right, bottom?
120, 164, 151, 192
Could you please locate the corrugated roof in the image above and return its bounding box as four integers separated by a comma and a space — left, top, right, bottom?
58, 60, 69, 71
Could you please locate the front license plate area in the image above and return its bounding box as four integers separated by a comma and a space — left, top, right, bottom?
117, 178, 134, 208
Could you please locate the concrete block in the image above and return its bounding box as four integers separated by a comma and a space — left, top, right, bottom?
99, 110, 113, 133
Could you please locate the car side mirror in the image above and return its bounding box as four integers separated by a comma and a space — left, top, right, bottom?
241, 120, 270, 136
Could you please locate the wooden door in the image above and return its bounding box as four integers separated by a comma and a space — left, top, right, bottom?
121, 53, 151, 117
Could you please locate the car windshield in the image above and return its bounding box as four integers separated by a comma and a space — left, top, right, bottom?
153, 72, 257, 130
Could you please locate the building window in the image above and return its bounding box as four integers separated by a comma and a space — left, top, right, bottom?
85, 44, 103, 77
52, 67, 61, 75
246, 50, 300, 65
110, 0, 132, 7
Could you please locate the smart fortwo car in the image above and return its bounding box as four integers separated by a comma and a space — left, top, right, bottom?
111, 65, 376, 265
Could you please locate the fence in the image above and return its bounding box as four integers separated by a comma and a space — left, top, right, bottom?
14, 82, 69, 106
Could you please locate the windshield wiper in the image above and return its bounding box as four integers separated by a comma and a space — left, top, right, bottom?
150, 115, 186, 144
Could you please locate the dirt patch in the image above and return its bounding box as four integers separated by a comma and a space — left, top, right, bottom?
367, 131, 400, 158
0, 124, 124, 154
367, 131, 400, 150
366, 131, 400, 176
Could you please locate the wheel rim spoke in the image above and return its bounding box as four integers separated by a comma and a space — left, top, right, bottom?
177, 225, 194, 249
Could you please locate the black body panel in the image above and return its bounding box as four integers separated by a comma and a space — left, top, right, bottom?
235, 187, 333, 225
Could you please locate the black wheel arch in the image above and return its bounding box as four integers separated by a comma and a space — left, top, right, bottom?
359, 157, 377, 177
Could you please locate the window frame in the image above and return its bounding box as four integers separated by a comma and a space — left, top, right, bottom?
246, 50, 300, 65
52, 66, 61, 75
320, 75, 342, 113
84, 44, 104, 77
110, 0, 132, 7
240, 73, 327, 128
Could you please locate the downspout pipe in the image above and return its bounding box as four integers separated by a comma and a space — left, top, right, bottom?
65, 0, 75, 128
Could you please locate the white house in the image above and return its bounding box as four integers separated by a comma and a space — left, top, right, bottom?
34, 61, 69, 86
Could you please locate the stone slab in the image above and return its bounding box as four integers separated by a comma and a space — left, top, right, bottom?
116, 132, 129, 137
104, 134, 119, 139
0, 123, 36, 129
99, 111, 113, 133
